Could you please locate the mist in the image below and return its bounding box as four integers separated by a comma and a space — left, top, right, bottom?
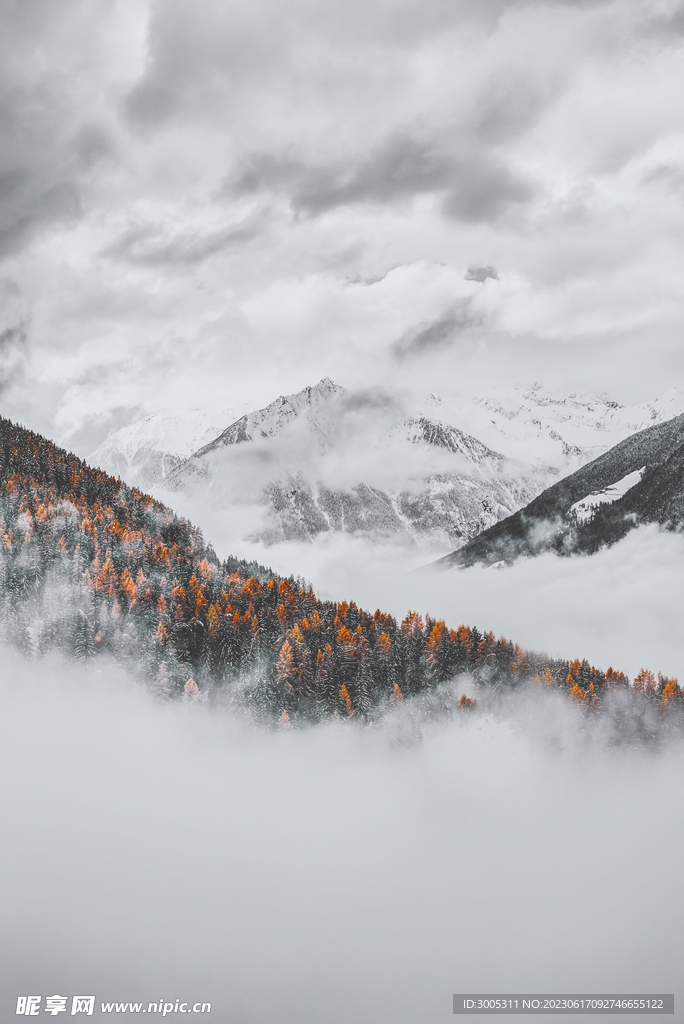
2, 643, 683, 1023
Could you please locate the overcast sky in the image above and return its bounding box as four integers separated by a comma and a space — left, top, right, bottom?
2, 0, 684, 453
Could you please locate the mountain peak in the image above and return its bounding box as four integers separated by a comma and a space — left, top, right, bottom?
181, 377, 347, 460
651, 387, 684, 412
296, 377, 346, 405
313, 376, 342, 391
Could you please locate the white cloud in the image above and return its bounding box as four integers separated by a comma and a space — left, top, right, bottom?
0, 0, 683, 446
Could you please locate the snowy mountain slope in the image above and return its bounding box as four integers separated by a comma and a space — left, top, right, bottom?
570, 468, 645, 524
87, 405, 249, 489
173, 378, 347, 489
89, 380, 684, 495
437, 412, 684, 568
194, 376, 344, 453
253, 461, 543, 547
401, 417, 507, 466
426, 386, 684, 467
165, 380, 549, 549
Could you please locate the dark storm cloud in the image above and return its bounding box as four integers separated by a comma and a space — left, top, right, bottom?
0, 1, 110, 262
230, 137, 454, 213
293, 136, 454, 214
72, 125, 115, 170
128, 0, 614, 125
543, 0, 612, 7
124, 0, 599, 143
474, 76, 554, 146
1, 0, 79, 33
0, 86, 110, 259
0, 88, 83, 259
124, 0, 288, 130
1, 0, 680, 438
393, 299, 482, 360
125, 82, 177, 129
232, 137, 535, 223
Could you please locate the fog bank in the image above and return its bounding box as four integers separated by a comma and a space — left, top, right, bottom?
2, 649, 682, 1022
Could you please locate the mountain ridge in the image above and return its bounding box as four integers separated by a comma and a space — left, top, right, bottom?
191, 376, 344, 456
87, 379, 684, 551
165, 380, 547, 548
436, 412, 684, 568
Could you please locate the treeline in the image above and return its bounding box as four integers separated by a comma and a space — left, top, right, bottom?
0, 415, 680, 723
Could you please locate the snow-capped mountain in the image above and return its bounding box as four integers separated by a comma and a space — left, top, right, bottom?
85, 378, 684, 552
87, 406, 249, 489
426, 386, 684, 467
193, 377, 344, 453
164, 379, 549, 549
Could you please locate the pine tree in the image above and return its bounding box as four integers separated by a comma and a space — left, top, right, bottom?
72, 611, 96, 659
339, 684, 354, 716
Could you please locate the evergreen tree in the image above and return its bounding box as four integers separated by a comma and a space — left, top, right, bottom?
72, 611, 96, 660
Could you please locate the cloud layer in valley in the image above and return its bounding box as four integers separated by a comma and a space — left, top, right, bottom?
2, 647, 682, 1022
1, 0, 684, 451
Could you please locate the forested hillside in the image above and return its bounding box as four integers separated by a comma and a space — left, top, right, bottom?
438, 413, 684, 569
1, 415, 681, 728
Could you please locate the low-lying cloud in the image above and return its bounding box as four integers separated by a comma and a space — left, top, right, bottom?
2, 645, 682, 1022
